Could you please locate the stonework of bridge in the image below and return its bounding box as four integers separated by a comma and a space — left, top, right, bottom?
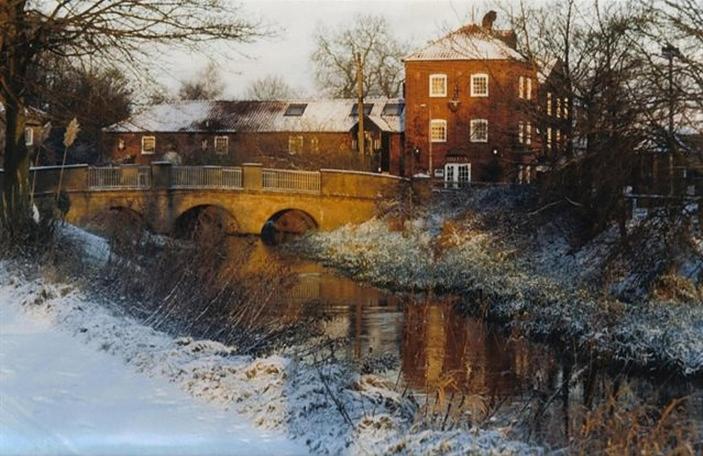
11, 163, 406, 236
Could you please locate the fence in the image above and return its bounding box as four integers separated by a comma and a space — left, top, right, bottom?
171, 166, 243, 189
262, 169, 321, 194
88, 166, 151, 190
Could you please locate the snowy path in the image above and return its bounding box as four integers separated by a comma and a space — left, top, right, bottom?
0, 295, 307, 456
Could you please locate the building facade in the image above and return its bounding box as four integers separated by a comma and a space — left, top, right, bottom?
102, 99, 404, 175
403, 13, 569, 185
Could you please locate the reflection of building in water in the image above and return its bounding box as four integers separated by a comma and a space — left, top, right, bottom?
401, 301, 553, 398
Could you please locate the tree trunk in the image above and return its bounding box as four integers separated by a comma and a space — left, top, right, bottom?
1, 99, 33, 239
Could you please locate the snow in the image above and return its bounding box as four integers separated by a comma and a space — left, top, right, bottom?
404, 27, 524, 61
294, 189, 703, 375
0, 222, 542, 455
104, 99, 404, 134
0, 273, 305, 456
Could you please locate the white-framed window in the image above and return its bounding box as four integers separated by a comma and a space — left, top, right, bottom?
288, 135, 304, 154
24, 127, 34, 146
556, 97, 562, 119
470, 119, 488, 143
470, 74, 489, 97
526, 122, 532, 145
310, 136, 319, 153
201, 139, 208, 151
563, 97, 569, 117
519, 76, 524, 99
547, 127, 552, 150
518, 121, 525, 144
118, 138, 126, 150
214, 136, 228, 155
518, 76, 532, 100
547, 92, 553, 116
429, 74, 447, 97
556, 129, 561, 146
141, 136, 156, 155
430, 119, 447, 142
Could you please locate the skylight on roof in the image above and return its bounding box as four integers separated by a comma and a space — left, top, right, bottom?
381, 103, 404, 116
350, 103, 374, 116
285, 103, 307, 116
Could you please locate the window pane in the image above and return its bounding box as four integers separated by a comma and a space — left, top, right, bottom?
142, 136, 155, 154
470, 120, 488, 142
430, 120, 446, 142
381, 103, 404, 116
471, 75, 488, 96
350, 103, 374, 116
430, 75, 446, 96
285, 103, 307, 116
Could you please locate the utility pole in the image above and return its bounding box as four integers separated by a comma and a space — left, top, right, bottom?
662, 44, 681, 196
355, 52, 365, 157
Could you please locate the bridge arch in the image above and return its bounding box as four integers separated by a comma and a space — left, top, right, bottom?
261, 208, 318, 244
173, 204, 239, 239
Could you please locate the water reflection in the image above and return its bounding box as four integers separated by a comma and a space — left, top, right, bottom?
224, 237, 702, 448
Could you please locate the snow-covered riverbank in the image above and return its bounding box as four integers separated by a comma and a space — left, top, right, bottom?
0, 253, 541, 455
0, 269, 305, 456
294, 189, 703, 376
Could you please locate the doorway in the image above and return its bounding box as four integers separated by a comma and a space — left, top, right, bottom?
444, 163, 471, 189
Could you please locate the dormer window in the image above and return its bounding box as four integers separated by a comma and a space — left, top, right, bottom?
381, 103, 404, 116
429, 74, 447, 97
350, 103, 374, 116
471, 74, 489, 97
285, 103, 307, 116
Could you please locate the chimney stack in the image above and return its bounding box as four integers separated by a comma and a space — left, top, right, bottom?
482, 10, 497, 30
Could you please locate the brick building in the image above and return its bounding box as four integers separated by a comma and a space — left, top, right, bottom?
402, 12, 569, 185
0, 103, 48, 164
102, 99, 404, 174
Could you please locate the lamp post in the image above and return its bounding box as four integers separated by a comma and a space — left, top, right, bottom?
662, 44, 681, 196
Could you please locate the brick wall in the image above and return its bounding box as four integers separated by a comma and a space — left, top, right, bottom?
102, 129, 402, 173
404, 59, 540, 181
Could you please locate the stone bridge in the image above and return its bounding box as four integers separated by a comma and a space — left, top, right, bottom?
11, 163, 406, 236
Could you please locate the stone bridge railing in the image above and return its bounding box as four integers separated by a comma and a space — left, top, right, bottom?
3, 162, 406, 200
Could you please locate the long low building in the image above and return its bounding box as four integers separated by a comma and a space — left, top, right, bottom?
102, 98, 405, 175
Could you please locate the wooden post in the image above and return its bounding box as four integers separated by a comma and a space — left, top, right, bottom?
355, 52, 365, 157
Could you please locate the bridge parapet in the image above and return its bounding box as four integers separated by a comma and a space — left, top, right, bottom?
23, 162, 406, 200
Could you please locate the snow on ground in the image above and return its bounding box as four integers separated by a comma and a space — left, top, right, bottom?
0, 271, 306, 456
294, 190, 703, 376
0, 254, 541, 455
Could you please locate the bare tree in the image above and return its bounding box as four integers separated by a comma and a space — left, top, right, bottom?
178, 62, 225, 100
245, 74, 298, 100
0, 0, 262, 243
311, 14, 406, 98
26, 55, 133, 165
507, 0, 666, 239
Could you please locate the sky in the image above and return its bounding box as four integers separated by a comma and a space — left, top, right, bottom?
158, 0, 505, 98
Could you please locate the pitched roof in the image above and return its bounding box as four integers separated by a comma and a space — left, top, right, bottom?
104, 99, 405, 134
404, 25, 524, 62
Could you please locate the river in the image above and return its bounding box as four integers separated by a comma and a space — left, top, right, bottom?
221, 236, 703, 448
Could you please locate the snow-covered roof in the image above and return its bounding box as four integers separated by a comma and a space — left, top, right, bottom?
404, 25, 524, 62
104, 99, 405, 134
537, 58, 560, 84
0, 103, 47, 124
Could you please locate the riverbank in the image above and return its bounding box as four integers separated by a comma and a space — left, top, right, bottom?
293, 187, 703, 376
0, 228, 541, 455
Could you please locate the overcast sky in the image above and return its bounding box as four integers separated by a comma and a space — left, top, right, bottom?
158, 0, 507, 98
